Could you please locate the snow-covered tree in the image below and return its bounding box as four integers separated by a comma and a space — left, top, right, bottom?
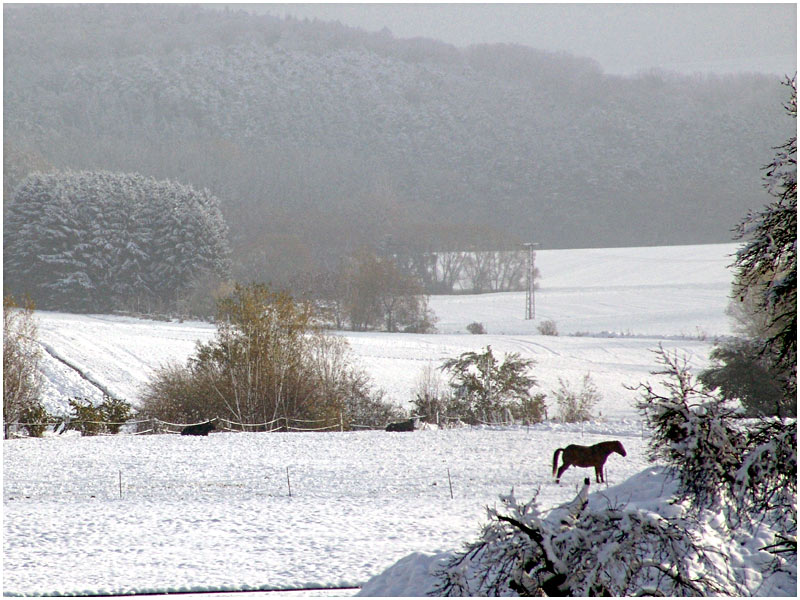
634, 346, 797, 557
731, 75, 797, 402
632, 346, 745, 510
4, 170, 231, 313
434, 481, 736, 596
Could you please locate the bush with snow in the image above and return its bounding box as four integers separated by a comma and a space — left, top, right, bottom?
430, 477, 740, 596
634, 346, 797, 534
466, 321, 486, 335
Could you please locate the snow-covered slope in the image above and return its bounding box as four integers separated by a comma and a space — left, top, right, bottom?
431, 243, 736, 336
34, 243, 737, 415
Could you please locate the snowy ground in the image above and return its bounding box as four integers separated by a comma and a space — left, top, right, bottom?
6, 242, 774, 597
4, 423, 650, 596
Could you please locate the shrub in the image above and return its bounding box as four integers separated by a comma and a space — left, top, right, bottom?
440, 346, 539, 425
68, 398, 105, 436
67, 396, 133, 435
100, 396, 133, 434
510, 392, 548, 425
466, 321, 486, 335
699, 338, 790, 417
537, 319, 558, 336
631, 345, 797, 547
411, 362, 451, 424
3, 295, 43, 437
20, 400, 52, 437
343, 388, 406, 430
142, 283, 383, 430
631, 346, 746, 509
139, 362, 217, 425
553, 373, 600, 423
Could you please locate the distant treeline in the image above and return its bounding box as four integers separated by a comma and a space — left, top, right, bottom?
3, 4, 794, 289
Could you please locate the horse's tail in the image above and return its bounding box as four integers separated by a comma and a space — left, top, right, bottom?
552, 448, 564, 477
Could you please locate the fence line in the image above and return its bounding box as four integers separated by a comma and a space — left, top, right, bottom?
7, 413, 641, 437
5, 461, 507, 502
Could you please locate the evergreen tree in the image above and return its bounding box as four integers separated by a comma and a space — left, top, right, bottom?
731, 75, 797, 401
4, 170, 231, 313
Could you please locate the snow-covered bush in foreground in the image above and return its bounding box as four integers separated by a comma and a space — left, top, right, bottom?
633, 346, 796, 550
360, 468, 794, 596
430, 477, 738, 596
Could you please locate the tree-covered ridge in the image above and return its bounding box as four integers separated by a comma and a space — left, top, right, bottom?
3, 4, 793, 286
3, 170, 231, 313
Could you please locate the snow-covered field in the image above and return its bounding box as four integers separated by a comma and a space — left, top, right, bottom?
4, 424, 652, 596
32, 243, 737, 415
7, 242, 783, 597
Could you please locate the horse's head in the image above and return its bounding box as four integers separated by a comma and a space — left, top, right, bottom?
611, 440, 628, 456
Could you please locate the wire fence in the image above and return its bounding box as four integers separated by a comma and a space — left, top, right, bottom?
5, 405, 651, 440
5, 410, 533, 438
4, 415, 347, 437
4, 449, 561, 503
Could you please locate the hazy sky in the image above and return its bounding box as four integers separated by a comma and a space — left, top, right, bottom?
224, 3, 796, 76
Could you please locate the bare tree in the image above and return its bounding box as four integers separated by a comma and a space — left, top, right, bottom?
488, 250, 527, 291
3, 296, 43, 437
339, 249, 433, 332
463, 251, 494, 293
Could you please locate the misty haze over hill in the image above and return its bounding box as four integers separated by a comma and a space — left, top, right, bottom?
3, 4, 795, 286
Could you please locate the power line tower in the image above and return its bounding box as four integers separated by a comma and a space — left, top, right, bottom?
523, 242, 539, 320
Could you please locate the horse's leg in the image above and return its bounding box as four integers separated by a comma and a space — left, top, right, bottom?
595, 464, 603, 483
556, 462, 570, 483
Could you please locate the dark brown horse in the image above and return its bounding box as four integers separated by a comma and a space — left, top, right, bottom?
552, 440, 626, 483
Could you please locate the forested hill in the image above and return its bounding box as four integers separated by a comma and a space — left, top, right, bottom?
3, 4, 793, 284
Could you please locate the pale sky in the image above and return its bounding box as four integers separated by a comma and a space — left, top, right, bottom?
219, 3, 797, 76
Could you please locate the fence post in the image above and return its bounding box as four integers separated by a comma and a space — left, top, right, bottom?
340, 412, 344, 432
286, 466, 292, 497
447, 468, 454, 499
